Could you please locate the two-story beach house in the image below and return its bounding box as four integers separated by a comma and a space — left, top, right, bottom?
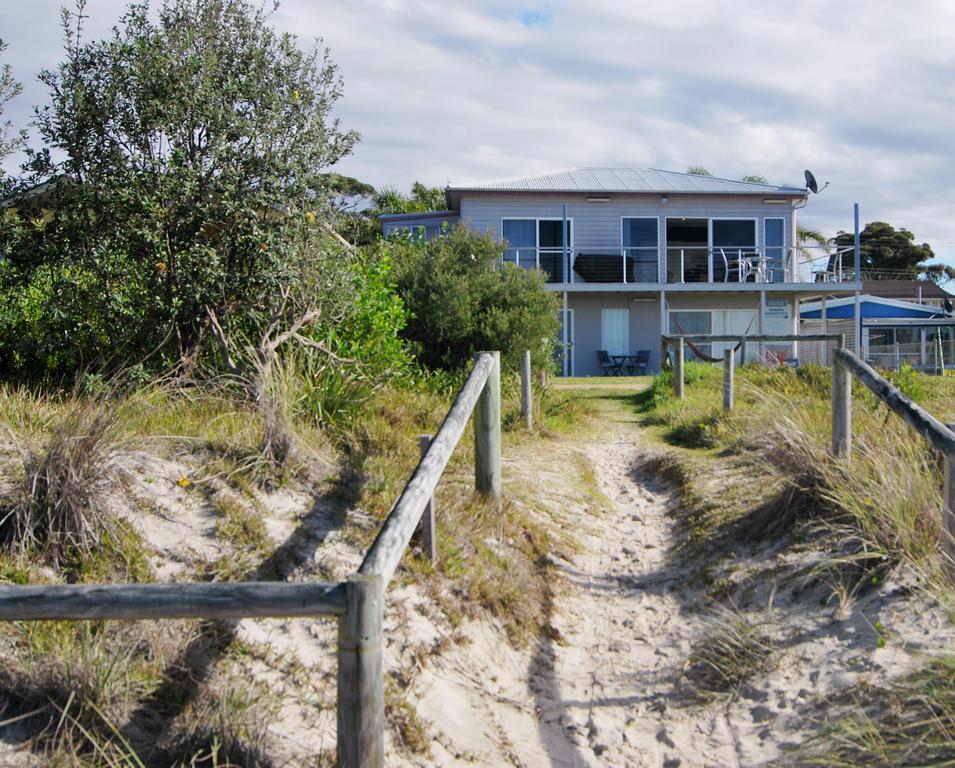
380, 167, 862, 375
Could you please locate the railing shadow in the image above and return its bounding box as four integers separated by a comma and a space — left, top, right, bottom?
119, 479, 352, 764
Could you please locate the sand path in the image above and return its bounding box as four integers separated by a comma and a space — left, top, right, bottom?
409, 397, 746, 767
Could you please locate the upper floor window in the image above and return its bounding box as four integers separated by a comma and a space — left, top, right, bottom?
502, 218, 573, 282
622, 217, 659, 282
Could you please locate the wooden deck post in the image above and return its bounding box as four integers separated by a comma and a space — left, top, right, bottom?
416, 435, 437, 564
674, 338, 685, 399
474, 351, 502, 506
831, 357, 852, 459
337, 574, 384, 768
945, 425, 955, 574
520, 350, 532, 432
722, 348, 734, 412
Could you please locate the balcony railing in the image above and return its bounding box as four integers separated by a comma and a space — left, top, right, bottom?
502, 245, 858, 285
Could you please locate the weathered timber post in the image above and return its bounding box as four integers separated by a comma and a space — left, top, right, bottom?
723, 348, 735, 412
673, 338, 685, 400
520, 350, 532, 432
415, 435, 437, 564
338, 574, 384, 768
474, 351, 502, 506
831, 356, 852, 459
944, 425, 955, 574
738, 336, 747, 366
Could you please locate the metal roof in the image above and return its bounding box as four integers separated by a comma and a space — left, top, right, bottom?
448, 167, 806, 195
800, 295, 950, 320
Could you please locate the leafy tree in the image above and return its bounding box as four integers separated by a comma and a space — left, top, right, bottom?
385, 225, 559, 371
833, 222, 936, 280
374, 181, 445, 214
740, 174, 768, 184
686, 166, 712, 176
0, 39, 23, 164
1, 0, 358, 373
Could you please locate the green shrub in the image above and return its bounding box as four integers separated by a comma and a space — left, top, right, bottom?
384, 225, 560, 372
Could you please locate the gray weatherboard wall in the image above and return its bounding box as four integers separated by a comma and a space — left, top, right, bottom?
569, 294, 660, 376
459, 194, 795, 254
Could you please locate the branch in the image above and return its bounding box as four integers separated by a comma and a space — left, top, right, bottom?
205, 307, 241, 376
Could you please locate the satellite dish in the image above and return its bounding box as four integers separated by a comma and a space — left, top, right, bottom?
804, 169, 829, 194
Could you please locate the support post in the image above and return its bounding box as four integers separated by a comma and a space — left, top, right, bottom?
338, 574, 384, 768
415, 435, 437, 564
474, 351, 502, 505
674, 338, 685, 400
520, 350, 532, 432
831, 356, 852, 459
723, 348, 735, 412
944, 426, 955, 574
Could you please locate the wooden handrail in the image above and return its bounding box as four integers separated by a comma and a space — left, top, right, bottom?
833, 348, 955, 456
0, 350, 506, 768
359, 351, 500, 588
662, 333, 844, 343
0, 581, 347, 621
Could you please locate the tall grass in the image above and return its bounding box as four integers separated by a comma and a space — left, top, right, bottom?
639, 363, 954, 589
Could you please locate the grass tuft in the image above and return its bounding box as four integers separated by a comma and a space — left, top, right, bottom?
796, 655, 955, 766
1, 395, 125, 571
685, 601, 777, 696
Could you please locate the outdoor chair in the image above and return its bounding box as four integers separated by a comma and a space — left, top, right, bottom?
597, 350, 623, 376
628, 350, 650, 375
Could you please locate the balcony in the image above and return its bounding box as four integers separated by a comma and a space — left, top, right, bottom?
501, 246, 856, 287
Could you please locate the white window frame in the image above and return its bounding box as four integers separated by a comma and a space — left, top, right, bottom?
502, 217, 575, 281
764, 217, 787, 281
620, 216, 661, 283
664, 216, 710, 284
709, 217, 758, 283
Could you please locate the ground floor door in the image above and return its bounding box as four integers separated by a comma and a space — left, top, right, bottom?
601, 308, 630, 356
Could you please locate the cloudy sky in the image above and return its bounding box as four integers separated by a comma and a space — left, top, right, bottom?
2, 0, 955, 267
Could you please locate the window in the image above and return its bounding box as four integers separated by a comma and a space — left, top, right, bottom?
764, 218, 785, 282
711, 219, 756, 281
622, 218, 659, 282
668, 311, 712, 360
501, 218, 572, 281
668, 309, 759, 361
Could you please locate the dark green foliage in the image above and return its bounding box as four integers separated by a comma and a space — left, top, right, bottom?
834, 221, 936, 280
375, 181, 445, 214
0, 0, 359, 375
386, 225, 559, 371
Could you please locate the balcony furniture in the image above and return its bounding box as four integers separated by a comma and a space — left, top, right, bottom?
720, 249, 766, 283
598, 350, 623, 376
609, 352, 651, 375
630, 350, 651, 375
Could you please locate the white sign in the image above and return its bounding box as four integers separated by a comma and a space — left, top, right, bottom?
765, 298, 790, 320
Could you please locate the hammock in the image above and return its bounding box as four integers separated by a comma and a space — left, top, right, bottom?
671, 314, 757, 363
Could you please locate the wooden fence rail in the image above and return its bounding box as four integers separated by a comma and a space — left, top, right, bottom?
665, 334, 955, 572
662, 334, 846, 400
0, 350, 504, 768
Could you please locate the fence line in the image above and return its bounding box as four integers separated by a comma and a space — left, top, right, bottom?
0, 350, 505, 768
665, 334, 955, 572
661, 334, 846, 400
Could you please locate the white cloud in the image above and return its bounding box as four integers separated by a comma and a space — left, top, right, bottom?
3, 0, 955, 264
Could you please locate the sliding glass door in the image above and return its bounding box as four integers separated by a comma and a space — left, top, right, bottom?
502, 218, 572, 282
711, 219, 757, 282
